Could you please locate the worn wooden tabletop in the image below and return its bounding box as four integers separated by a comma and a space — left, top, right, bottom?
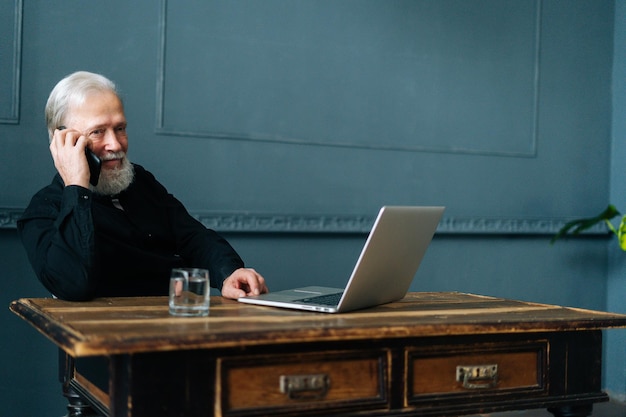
10, 292, 626, 357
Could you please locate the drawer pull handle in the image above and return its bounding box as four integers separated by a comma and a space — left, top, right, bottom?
279, 374, 330, 400
456, 364, 498, 389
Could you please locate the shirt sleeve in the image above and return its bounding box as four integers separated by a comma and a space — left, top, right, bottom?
17, 184, 97, 300
165, 195, 245, 288
174, 206, 245, 288
129, 168, 245, 288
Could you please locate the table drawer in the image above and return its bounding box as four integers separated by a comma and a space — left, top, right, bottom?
407, 342, 546, 404
218, 350, 388, 416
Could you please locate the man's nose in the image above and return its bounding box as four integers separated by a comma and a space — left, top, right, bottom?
102, 129, 123, 151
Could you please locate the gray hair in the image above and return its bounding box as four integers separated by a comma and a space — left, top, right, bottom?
45, 71, 119, 140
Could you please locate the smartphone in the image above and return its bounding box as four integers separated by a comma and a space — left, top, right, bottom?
57, 126, 101, 186
84, 147, 101, 186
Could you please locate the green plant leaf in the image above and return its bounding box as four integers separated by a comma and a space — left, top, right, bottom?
550, 204, 620, 244
618, 215, 626, 251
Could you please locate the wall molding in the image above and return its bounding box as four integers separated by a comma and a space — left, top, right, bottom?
0, 0, 23, 124
0, 209, 23, 230
0, 207, 608, 236
154, 0, 541, 157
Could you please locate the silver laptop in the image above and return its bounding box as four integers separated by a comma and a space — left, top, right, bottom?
238, 206, 444, 313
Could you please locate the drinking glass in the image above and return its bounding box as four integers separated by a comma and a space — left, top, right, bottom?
169, 268, 210, 316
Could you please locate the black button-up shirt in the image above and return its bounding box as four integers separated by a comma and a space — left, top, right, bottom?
18, 164, 244, 301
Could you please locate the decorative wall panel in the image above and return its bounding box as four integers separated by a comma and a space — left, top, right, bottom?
156, 0, 540, 157
0, 0, 22, 124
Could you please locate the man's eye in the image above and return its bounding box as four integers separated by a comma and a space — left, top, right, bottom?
89, 129, 104, 137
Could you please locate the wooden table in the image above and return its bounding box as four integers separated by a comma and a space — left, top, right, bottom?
10, 292, 626, 417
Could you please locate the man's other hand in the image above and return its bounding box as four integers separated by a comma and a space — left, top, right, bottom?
221, 268, 269, 299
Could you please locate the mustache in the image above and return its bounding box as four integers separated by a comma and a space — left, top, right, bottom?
99, 152, 126, 162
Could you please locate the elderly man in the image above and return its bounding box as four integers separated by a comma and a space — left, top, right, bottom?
18, 71, 268, 301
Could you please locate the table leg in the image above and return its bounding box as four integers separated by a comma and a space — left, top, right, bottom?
59, 350, 100, 417
63, 386, 100, 417
547, 404, 593, 417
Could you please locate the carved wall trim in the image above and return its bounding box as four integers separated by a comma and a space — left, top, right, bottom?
0, 207, 608, 236
0, 209, 23, 230
0, 0, 23, 124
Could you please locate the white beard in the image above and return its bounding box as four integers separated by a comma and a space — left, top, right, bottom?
91, 153, 135, 196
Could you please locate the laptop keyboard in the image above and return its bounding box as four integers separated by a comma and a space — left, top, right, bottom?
297, 292, 343, 306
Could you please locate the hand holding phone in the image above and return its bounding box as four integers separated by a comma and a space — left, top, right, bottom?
57, 126, 101, 186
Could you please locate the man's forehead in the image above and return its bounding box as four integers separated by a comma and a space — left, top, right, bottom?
66, 91, 126, 123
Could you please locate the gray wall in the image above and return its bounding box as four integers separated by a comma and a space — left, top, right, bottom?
1, 1, 621, 415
